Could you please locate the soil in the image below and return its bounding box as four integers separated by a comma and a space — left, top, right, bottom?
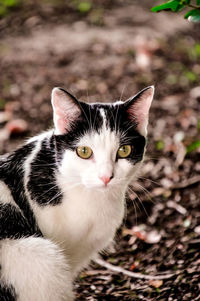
0, 1, 199, 300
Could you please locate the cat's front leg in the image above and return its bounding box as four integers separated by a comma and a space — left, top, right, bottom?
0, 237, 74, 301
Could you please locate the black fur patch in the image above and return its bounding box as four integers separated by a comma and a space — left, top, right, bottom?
103, 103, 146, 164
0, 282, 16, 301
0, 203, 35, 239
28, 135, 63, 206
0, 143, 41, 237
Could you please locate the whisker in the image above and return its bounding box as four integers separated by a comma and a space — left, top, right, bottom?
134, 183, 156, 205
128, 186, 149, 218
89, 104, 93, 131
120, 123, 136, 137
46, 191, 63, 205
138, 176, 160, 186
120, 85, 126, 102
92, 105, 98, 131
127, 191, 138, 226
79, 103, 90, 131
127, 187, 143, 221
35, 184, 60, 199
86, 89, 89, 103
115, 104, 120, 134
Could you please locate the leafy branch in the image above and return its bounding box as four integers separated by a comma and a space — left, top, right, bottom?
151, 0, 200, 22
0, 0, 20, 17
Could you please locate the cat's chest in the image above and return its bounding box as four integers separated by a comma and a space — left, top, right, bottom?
34, 187, 125, 273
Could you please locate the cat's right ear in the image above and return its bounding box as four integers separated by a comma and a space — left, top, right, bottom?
51, 87, 81, 135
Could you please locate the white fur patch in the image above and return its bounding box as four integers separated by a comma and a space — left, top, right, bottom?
0, 237, 74, 301
99, 108, 106, 128
33, 184, 125, 276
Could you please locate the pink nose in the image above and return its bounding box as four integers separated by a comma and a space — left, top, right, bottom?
99, 176, 112, 185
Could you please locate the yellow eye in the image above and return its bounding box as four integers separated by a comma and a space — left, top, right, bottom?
76, 146, 93, 159
117, 145, 132, 158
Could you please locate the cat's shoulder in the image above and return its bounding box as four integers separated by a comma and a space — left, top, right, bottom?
25, 129, 54, 145
0, 129, 54, 168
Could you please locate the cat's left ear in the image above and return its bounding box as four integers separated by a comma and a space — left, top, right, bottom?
51, 87, 81, 135
124, 86, 154, 137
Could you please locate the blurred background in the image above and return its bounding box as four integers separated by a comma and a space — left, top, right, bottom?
0, 0, 199, 300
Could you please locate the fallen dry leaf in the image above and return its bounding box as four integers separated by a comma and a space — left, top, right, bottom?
6, 119, 28, 135
145, 230, 161, 244
129, 261, 139, 271
123, 225, 161, 244
0, 111, 12, 124
149, 280, 163, 288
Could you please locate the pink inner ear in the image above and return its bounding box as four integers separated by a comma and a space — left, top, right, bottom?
51, 88, 81, 135
57, 117, 68, 134
127, 87, 154, 136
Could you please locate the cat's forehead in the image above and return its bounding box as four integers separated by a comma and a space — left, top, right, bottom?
90, 102, 121, 114
83, 102, 124, 131
77, 114, 120, 150
96, 106, 114, 128
77, 102, 139, 145
78, 104, 120, 147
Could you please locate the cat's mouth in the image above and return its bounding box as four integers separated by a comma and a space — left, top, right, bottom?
82, 180, 114, 191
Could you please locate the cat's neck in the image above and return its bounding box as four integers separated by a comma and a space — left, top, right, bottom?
32, 179, 126, 275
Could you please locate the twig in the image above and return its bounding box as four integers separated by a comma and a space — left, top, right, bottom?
152, 175, 200, 197
188, 4, 200, 10
94, 258, 178, 280
167, 200, 187, 215
170, 175, 200, 189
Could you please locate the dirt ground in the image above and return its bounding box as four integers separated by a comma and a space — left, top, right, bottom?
0, 1, 199, 300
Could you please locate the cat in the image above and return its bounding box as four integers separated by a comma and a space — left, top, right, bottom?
0, 85, 154, 301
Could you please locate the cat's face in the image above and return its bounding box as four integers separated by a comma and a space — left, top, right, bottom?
52, 87, 154, 191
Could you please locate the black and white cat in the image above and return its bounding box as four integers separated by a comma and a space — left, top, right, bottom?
0, 85, 154, 300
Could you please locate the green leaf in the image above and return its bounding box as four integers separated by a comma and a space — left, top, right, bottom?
180, 0, 191, 3
78, 1, 92, 13
156, 140, 165, 150
0, 6, 7, 17
0, 0, 19, 17
4, 0, 19, 7
186, 140, 200, 153
184, 70, 197, 81
184, 9, 200, 22
0, 99, 6, 109
194, 44, 200, 56
151, 0, 184, 13
196, 0, 200, 5
175, 3, 185, 11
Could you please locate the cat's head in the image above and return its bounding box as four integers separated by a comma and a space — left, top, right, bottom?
51, 86, 154, 191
